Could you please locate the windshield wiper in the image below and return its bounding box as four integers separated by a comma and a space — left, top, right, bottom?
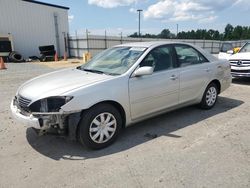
105, 72, 120, 76
83, 68, 105, 74
80, 68, 120, 76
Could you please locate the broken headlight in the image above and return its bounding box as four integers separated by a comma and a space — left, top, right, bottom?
29, 96, 73, 112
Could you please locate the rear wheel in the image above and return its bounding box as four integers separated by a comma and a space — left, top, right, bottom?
200, 83, 218, 109
78, 104, 122, 149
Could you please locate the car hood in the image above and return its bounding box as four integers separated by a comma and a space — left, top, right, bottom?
229, 52, 250, 60
218, 52, 232, 60
17, 68, 113, 101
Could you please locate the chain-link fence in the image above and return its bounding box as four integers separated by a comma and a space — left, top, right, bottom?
67, 34, 249, 58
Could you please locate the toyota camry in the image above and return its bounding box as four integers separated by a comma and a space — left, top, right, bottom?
11, 42, 231, 149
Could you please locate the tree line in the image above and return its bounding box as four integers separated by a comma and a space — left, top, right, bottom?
129, 24, 250, 40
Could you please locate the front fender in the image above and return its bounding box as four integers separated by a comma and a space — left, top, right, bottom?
60, 76, 131, 125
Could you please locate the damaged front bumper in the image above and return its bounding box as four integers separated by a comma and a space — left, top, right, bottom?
11, 100, 41, 129
11, 99, 81, 138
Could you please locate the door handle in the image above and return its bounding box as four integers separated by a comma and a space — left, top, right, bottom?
170, 75, 178, 80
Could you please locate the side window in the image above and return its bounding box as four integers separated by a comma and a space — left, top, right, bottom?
175, 45, 208, 67
140, 46, 174, 72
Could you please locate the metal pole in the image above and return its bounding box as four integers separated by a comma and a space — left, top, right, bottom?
176, 24, 179, 38
120, 32, 123, 44
86, 29, 89, 52
75, 30, 79, 58
104, 30, 107, 49
211, 41, 214, 54
67, 33, 71, 57
54, 13, 60, 56
137, 9, 143, 37
62, 32, 67, 53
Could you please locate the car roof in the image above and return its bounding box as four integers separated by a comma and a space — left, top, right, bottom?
116, 41, 177, 48
116, 41, 218, 62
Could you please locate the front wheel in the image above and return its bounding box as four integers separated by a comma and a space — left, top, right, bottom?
199, 83, 218, 109
78, 104, 122, 149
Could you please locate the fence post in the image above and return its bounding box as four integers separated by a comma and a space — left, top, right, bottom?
211, 41, 214, 54
86, 29, 89, 53
120, 32, 123, 44
75, 30, 79, 58
219, 41, 222, 53
63, 32, 67, 56
105, 30, 107, 49
67, 33, 71, 58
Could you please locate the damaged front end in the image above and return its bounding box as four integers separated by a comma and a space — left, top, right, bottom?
11, 95, 81, 139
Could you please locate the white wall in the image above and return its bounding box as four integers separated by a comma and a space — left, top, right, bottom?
0, 0, 69, 58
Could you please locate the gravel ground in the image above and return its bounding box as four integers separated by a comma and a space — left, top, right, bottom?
0, 63, 250, 188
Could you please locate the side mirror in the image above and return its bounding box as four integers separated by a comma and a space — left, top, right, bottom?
133, 66, 153, 77
227, 50, 234, 54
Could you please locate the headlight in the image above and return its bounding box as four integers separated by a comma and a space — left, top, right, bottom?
29, 96, 73, 112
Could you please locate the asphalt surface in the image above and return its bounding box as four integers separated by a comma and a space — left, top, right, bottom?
0, 63, 250, 188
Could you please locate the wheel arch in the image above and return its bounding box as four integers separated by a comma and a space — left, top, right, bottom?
81, 100, 126, 126
209, 79, 221, 94
73, 100, 127, 141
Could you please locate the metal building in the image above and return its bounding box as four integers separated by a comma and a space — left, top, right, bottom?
0, 0, 69, 58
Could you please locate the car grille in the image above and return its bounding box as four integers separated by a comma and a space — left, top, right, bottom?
230, 60, 250, 66
231, 69, 250, 73
16, 95, 31, 112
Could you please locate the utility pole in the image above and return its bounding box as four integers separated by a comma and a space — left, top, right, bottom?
137, 9, 143, 37
176, 24, 179, 38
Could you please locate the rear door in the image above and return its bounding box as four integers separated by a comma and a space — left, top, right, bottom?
174, 44, 213, 104
129, 45, 179, 120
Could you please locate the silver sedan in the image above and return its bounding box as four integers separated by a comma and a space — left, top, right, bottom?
11, 42, 232, 149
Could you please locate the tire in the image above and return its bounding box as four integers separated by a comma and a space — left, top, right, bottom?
199, 83, 218, 109
9, 51, 23, 62
78, 104, 122, 149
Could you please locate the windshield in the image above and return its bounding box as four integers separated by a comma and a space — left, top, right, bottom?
80, 46, 147, 75
220, 43, 233, 52
239, 43, 250, 53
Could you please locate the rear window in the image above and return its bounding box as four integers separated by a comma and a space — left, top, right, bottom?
175, 45, 208, 67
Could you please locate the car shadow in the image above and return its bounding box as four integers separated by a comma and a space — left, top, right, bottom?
26, 96, 243, 161
232, 77, 250, 86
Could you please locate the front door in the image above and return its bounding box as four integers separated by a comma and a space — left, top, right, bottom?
129, 45, 179, 120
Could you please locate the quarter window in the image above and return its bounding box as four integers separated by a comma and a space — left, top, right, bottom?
140, 46, 175, 72
175, 45, 208, 67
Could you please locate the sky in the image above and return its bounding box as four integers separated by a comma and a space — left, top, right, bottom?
40, 0, 250, 36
